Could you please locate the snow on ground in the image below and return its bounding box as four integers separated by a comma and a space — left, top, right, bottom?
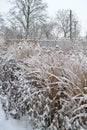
0, 102, 33, 130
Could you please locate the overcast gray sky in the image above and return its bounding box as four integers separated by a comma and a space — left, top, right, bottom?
0, 0, 87, 36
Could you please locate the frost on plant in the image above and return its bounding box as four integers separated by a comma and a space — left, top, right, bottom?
0, 41, 87, 130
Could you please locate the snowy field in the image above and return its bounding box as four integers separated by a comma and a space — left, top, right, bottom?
0, 39, 87, 130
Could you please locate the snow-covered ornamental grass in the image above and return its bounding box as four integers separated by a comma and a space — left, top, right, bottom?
0, 41, 87, 130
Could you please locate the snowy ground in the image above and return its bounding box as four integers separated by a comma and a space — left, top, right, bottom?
0, 102, 33, 130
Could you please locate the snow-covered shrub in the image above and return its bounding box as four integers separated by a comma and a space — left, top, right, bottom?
7, 41, 40, 59
0, 40, 87, 130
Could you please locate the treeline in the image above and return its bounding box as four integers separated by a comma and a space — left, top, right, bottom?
0, 0, 80, 40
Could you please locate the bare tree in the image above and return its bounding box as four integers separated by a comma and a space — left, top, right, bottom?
9, 0, 47, 39
55, 9, 80, 39
39, 20, 55, 39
